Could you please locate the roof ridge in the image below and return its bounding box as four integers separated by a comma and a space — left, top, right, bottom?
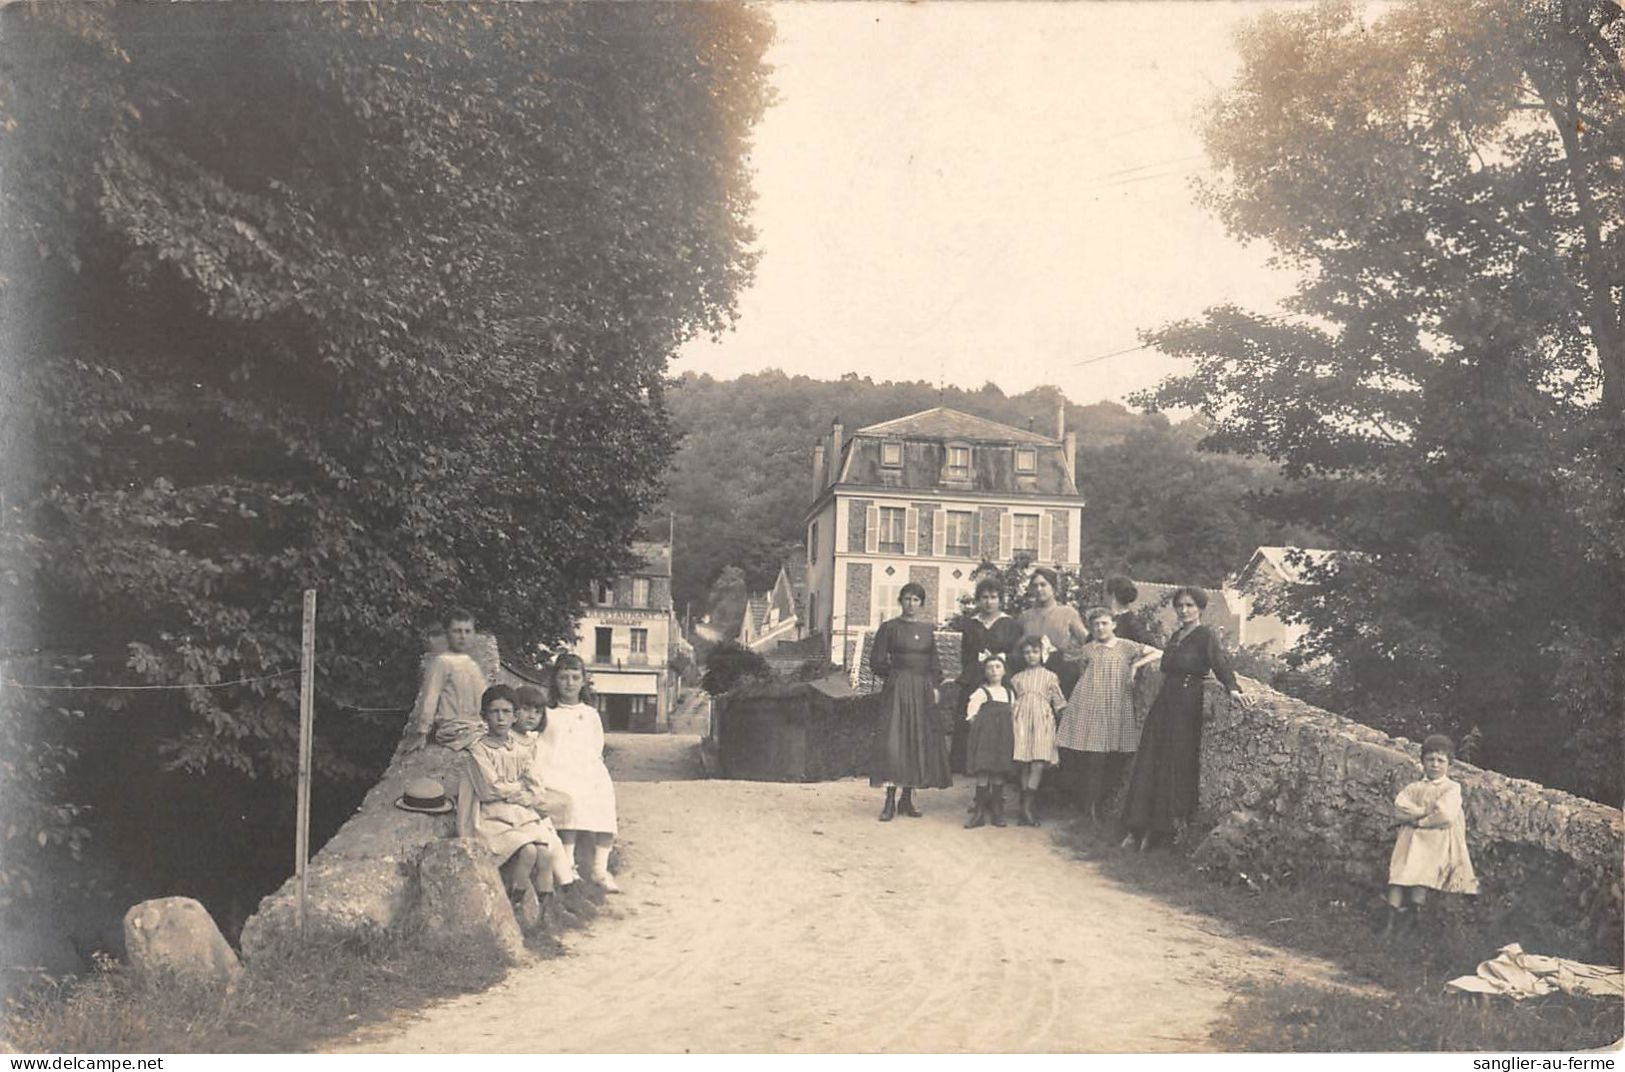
854, 405, 1057, 443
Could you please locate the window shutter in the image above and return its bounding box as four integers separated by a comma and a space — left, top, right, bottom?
998, 511, 1012, 561
1040, 514, 1053, 563
865, 505, 879, 554
905, 507, 919, 556
969, 511, 980, 558
932, 512, 947, 556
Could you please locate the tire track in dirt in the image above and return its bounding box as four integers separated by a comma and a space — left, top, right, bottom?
338, 734, 1355, 1053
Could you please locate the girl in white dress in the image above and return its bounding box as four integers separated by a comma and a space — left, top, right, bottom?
534, 653, 621, 892
1008, 636, 1066, 827
1383, 734, 1477, 935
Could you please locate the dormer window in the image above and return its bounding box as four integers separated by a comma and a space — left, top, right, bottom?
1015, 448, 1037, 474
881, 440, 903, 468
946, 444, 971, 476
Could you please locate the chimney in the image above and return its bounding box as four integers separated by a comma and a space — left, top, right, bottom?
829, 418, 844, 485
812, 442, 826, 493
1055, 403, 1066, 441
1064, 430, 1078, 486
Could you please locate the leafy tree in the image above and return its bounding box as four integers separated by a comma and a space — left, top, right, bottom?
699, 641, 771, 696
1136, 0, 1623, 801
0, 3, 770, 907
1078, 418, 1326, 586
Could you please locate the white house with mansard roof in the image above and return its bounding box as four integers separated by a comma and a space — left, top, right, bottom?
802, 406, 1084, 667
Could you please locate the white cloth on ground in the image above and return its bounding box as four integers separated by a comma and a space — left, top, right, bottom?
1446, 943, 1625, 999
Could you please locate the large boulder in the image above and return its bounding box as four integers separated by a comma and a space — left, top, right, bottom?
240, 744, 465, 960
123, 897, 241, 985
409, 838, 525, 965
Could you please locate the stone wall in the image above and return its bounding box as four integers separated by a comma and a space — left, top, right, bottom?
1172, 669, 1623, 955
241, 634, 523, 960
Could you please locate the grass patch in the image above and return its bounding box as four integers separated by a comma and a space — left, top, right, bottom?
1052, 815, 1624, 1052
3, 927, 523, 1053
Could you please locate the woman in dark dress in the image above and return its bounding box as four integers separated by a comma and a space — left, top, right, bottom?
1120, 586, 1252, 851
871, 582, 951, 821
951, 577, 1024, 774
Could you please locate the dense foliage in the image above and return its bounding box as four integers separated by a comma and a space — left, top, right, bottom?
698, 642, 772, 697
0, 3, 771, 910
1137, 0, 1623, 801
663, 371, 1309, 619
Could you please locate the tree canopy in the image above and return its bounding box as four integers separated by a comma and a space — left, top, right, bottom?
1136, 0, 1623, 801
0, 3, 771, 907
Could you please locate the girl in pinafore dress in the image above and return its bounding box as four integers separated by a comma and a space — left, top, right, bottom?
1383, 733, 1478, 936
1009, 636, 1066, 827
1057, 606, 1162, 822
962, 653, 1015, 829
463, 685, 572, 929
534, 653, 622, 892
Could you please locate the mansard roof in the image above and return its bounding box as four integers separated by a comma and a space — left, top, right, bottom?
837, 409, 1078, 497
856, 407, 1055, 445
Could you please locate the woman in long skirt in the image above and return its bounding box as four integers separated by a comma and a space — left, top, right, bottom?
1121, 587, 1251, 850
871, 582, 950, 821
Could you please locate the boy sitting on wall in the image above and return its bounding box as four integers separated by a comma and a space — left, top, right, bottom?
399, 607, 489, 754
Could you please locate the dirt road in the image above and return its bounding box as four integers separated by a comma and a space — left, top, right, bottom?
340, 734, 1345, 1053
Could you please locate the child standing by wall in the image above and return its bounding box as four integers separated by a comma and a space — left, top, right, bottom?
1009, 636, 1066, 827
535, 653, 622, 892
1057, 606, 1162, 823
1383, 733, 1478, 936
963, 653, 1015, 829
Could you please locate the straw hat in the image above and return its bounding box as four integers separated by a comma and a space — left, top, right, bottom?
394, 777, 454, 814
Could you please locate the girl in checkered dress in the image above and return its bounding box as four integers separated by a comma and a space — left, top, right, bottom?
1057, 606, 1161, 822
1008, 636, 1067, 827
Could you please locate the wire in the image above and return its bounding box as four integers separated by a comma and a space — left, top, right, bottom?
1073, 342, 1154, 367
0, 669, 299, 692
1070, 312, 1318, 367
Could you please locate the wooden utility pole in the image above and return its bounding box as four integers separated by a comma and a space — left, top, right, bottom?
295, 589, 317, 940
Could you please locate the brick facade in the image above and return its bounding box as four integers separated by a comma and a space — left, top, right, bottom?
1046, 508, 1070, 565
978, 505, 1003, 559
913, 502, 936, 556
908, 564, 940, 623
848, 498, 871, 553
845, 562, 872, 631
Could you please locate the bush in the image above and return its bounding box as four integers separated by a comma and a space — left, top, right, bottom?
699, 642, 771, 696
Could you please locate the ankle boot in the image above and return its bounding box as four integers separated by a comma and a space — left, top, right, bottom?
879, 786, 897, 822
989, 785, 1007, 827
1015, 787, 1033, 826
1026, 789, 1041, 828
899, 787, 922, 817
1378, 905, 1402, 938
964, 787, 988, 829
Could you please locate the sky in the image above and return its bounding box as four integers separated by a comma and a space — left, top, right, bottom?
673, 0, 1312, 407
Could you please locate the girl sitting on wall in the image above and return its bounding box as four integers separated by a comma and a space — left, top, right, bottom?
463, 685, 572, 929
